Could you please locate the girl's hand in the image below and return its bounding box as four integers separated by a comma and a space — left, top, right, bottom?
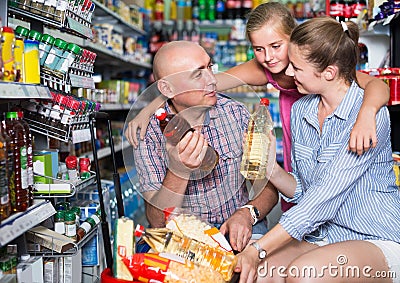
348, 109, 377, 155
125, 109, 153, 148
235, 245, 260, 283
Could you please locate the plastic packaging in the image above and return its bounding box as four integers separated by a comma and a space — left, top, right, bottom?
240, 98, 274, 179
135, 225, 237, 281
5, 112, 29, 212
163, 207, 233, 252
23, 39, 40, 84
155, 108, 219, 171
122, 253, 225, 283
14, 26, 29, 83
1, 27, 15, 82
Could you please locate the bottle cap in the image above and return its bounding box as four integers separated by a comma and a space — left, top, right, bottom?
40, 34, 55, 45
1, 26, 14, 34
65, 155, 78, 169
260, 98, 270, 106
15, 26, 29, 37
54, 38, 68, 50
134, 224, 145, 237
28, 30, 42, 41
66, 43, 82, 55
155, 108, 167, 121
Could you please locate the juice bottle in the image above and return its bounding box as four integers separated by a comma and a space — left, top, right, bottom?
240, 98, 274, 180
5, 112, 29, 212
23, 39, 40, 84
1, 27, 15, 82
14, 26, 29, 83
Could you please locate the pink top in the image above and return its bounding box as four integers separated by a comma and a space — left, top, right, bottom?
265, 69, 304, 211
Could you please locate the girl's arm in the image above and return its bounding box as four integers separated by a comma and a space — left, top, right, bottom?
352, 72, 390, 155
216, 58, 268, 91
125, 95, 167, 148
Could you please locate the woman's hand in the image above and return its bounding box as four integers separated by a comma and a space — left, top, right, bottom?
348, 108, 377, 155
234, 245, 260, 283
125, 109, 153, 148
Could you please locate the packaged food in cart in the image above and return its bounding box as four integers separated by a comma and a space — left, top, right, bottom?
163, 207, 233, 252
135, 225, 237, 281
121, 252, 226, 283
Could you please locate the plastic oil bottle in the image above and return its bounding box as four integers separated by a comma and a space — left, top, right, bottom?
240, 98, 274, 180
5, 112, 29, 212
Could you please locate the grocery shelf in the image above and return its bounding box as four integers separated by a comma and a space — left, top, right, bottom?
27, 223, 100, 257
83, 40, 152, 70
80, 140, 131, 160
91, 0, 146, 36
0, 82, 52, 99
33, 172, 97, 198
0, 200, 56, 247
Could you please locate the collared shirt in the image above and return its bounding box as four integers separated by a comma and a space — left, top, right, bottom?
280, 81, 400, 243
134, 96, 250, 225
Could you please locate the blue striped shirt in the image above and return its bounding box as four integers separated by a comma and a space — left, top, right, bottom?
280, 81, 400, 243
134, 96, 250, 225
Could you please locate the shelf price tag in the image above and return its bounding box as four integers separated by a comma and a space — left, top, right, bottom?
66, 17, 93, 39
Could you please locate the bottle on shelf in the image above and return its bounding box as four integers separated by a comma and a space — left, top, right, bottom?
0, 127, 10, 222
155, 108, 219, 171
17, 112, 34, 206
1, 27, 16, 82
240, 98, 274, 180
76, 209, 101, 242
5, 112, 29, 212
14, 26, 28, 83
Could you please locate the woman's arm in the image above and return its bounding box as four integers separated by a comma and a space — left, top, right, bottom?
351, 72, 390, 155
125, 95, 167, 148
216, 58, 268, 91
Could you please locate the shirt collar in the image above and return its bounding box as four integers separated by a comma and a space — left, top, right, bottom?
303, 80, 359, 122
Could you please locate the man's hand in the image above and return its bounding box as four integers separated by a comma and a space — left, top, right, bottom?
166, 131, 209, 179
219, 208, 253, 252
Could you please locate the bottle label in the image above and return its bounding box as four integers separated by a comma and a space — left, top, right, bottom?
80, 221, 91, 234
91, 214, 100, 225
20, 146, 28, 189
65, 223, 76, 237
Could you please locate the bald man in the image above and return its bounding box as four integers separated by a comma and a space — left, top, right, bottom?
133, 41, 278, 252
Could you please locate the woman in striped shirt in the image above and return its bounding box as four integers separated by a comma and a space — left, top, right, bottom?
235, 17, 400, 283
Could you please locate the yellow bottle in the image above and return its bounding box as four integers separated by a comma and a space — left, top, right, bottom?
23, 40, 40, 84
1, 27, 15, 82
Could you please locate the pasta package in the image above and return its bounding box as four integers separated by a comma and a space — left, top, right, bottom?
121, 252, 226, 283
135, 225, 237, 282
113, 217, 135, 281
163, 207, 233, 252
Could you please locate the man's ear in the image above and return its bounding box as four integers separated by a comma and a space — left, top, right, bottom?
323, 65, 338, 81
157, 79, 174, 98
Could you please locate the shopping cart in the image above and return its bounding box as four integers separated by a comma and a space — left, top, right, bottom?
88, 112, 126, 282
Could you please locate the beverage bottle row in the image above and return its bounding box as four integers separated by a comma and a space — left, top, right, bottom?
0, 111, 35, 222
329, 0, 367, 21
148, 0, 319, 22
0, 25, 97, 84
1, 26, 40, 84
